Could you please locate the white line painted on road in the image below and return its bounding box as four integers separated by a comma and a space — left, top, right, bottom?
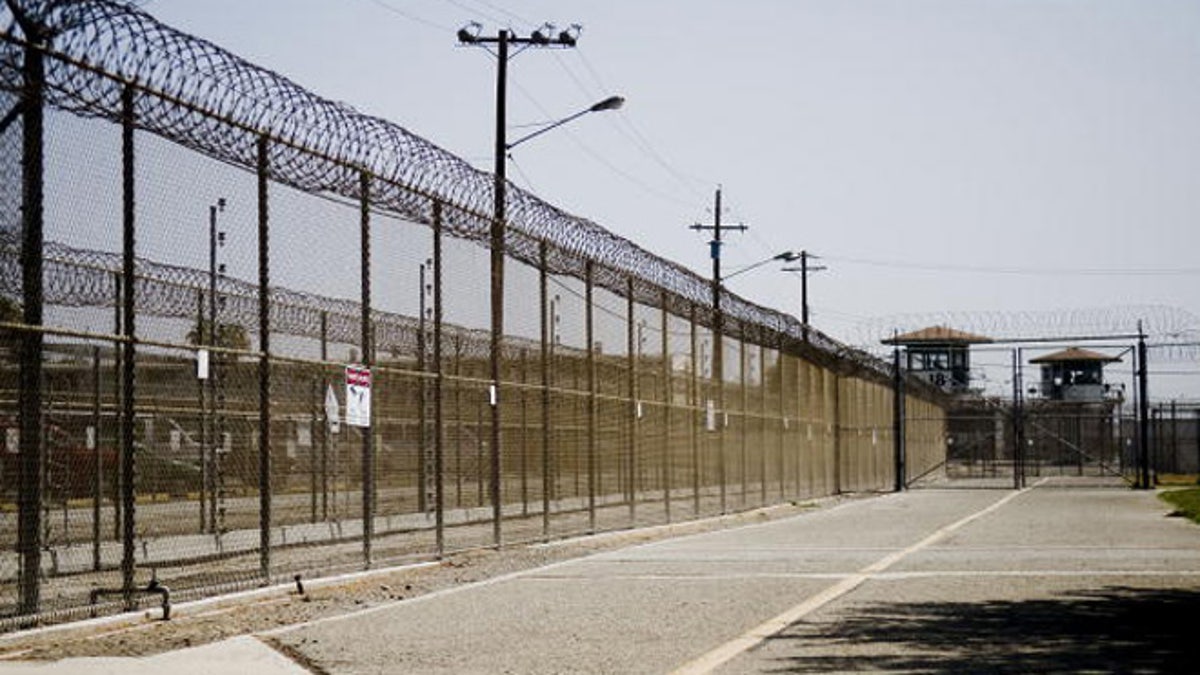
522, 569, 1200, 582
669, 486, 1033, 675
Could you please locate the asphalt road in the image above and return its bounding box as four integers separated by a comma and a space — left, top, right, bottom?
258, 477, 1200, 674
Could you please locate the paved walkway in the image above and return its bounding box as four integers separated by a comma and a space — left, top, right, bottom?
2, 478, 1198, 673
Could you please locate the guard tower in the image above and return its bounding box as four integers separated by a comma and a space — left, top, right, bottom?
883, 325, 992, 394
1030, 347, 1121, 402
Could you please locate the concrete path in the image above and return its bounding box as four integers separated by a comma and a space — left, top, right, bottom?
4, 479, 1199, 673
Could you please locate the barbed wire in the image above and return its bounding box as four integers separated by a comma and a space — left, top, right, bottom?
0, 0, 926, 394
847, 305, 1200, 362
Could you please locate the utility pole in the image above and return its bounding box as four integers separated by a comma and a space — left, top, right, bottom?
458, 22, 579, 547
782, 250, 826, 341
689, 187, 746, 513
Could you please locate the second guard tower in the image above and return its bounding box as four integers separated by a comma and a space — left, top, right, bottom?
1030, 347, 1121, 402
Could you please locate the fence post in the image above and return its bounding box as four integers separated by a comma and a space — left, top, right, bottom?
256, 135, 272, 580
689, 303, 700, 515
16, 21, 47, 618
113, 273, 123, 543
197, 289, 208, 532
739, 324, 748, 507
768, 341, 777, 499
585, 261, 597, 533
118, 85, 138, 610
539, 241, 551, 540
92, 346, 102, 572
359, 171, 373, 567
660, 290, 671, 522
893, 345, 906, 491
1137, 327, 1150, 488
417, 263, 428, 514
520, 348, 529, 515
320, 311, 329, 520
626, 276, 637, 524
432, 202, 444, 556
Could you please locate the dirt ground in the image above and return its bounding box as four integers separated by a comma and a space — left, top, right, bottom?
0, 498, 843, 661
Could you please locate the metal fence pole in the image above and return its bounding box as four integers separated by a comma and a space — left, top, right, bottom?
689, 304, 700, 515
1137, 328, 1150, 488
832, 373, 842, 495
771, 345, 779, 502
585, 260, 597, 533
16, 23, 47, 618
119, 85, 138, 610
893, 345, 906, 491
660, 291, 671, 522
256, 135, 272, 580
626, 276, 637, 524
92, 345, 102, 572
539, 241, 551, 540
359, 171, 373, 567
520, 348, 529, 516
197, 289, 208, 532
433, 202, 445, 557
454, 336, 463, 508
110, 274, 122, 543
739, 325, 748, 507
320, 311, 329, 520
417, 263, 428, 514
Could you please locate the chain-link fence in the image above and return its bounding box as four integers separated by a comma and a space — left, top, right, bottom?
0, 0, 949, 628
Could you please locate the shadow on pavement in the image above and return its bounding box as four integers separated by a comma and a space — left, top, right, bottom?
763, 586, 1200, 673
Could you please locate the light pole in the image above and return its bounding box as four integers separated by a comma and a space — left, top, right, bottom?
460, 22, 625, 545
723, 250, 801, 281
459, 23, 590, 546
782, 250, 826, 341
507, 95, 625, 151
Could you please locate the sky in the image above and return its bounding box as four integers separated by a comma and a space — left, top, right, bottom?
134, 0, 1200, 398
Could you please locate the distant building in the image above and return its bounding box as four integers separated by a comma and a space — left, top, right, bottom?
1030, 347, 1121, 402
883, 325, 992, 394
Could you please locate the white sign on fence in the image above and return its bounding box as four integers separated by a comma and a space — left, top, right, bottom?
345, 365, 372, 428
325, 385, 340, 434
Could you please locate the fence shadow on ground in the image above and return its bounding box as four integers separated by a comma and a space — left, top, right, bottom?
763, 585, 1200, 673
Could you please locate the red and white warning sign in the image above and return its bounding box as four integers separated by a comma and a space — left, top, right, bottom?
345, 365, 372, 428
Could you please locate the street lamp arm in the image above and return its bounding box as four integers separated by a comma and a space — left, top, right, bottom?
506, 95, 624, 151
723, 250, 800, 281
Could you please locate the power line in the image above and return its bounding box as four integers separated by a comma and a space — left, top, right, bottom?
824, 254, 1200, 277
548, 48, 710, 204
360, 0, 454, 31
508, 81, 697, 208
441, 0, 510, 27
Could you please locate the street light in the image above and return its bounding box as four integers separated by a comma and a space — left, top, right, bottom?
781, 250, 827, 339
722, 250, 800, 281
507, 96, 625, 151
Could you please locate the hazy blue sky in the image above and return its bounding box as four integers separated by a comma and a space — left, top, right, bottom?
142, 0, 1200, 397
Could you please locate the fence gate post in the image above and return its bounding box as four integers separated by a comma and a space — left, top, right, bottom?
893, 345, 906, 491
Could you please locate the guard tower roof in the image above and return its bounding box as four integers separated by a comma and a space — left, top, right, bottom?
1030, 347, 1122, 364
882, 325, 993, 345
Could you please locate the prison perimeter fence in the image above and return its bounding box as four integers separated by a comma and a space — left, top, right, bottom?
0, 0, 950, 629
